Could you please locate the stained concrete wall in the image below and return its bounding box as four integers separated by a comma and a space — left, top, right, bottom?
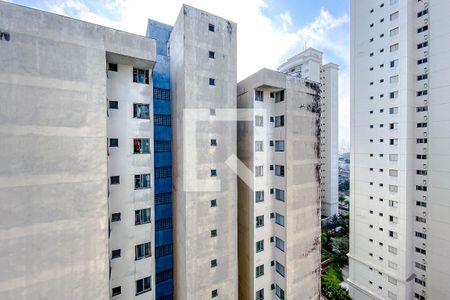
171, 4, 238, 300
0, 2, 155, 299
237, 69, 321, 300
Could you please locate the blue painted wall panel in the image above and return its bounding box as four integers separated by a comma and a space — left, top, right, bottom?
155, 203, 172, 220
156, 255, 173, 273
154, 126, 172, 141
154, 99, 171, 115
154, 152, 172, 168
155, 279, 174, 299
155, 229, 173, 247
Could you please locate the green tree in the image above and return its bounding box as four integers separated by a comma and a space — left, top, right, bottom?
339, 194, 346, 202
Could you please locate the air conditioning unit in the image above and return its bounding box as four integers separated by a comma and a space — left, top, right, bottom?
422, 242, 426, 248
424, 50, 429, 57
424, 132, 428, 137
424, 2, 429, 8
423, 211, 427, 217
423, 179, 427, 185
424, 67, 428, 72
424, 99, 428, 104
423, 164, 427, 169
424, 147, 427, 153
424, 18, 429, 24
422, 258, 426, 264
424, 83, 428, 89
424, 34, 428, 41
424, 115, 428, 121
423, 195, 427, 201
423, 227, 427, 233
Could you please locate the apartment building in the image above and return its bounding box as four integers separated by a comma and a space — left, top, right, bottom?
278, 48, 339, 218
170, 5, 238, 300
146, 20, 174, 300
349, 0, 450, 299
0, 1, 156, 299
237, 68, 321, 300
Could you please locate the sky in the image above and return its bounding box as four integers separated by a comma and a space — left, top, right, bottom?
9, 0, 351, 152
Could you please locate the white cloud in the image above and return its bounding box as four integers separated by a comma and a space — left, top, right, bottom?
42, 0, 350, 145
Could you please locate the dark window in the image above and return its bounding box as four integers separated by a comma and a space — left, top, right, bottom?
211, 169, 217, 177
135, 208, 151, 225
211, 259, 217, 268
274, 90, 285, 103
211, 229, 217, 237
154, 88, 170, 100
135, 242, 151, 260
134, 138, 150, 154
211, 199, 217, 207
275, 115, 284, 127
154, 114, 171, 126
212, 289, 218, 298
275, 140, 284, 152
109, 138, 119, 147
255, 191, 264, 203
209, 51, 215, 59
256, 289, 264, 300
155, 141, 171, 152
155, 218, 172, 231
155, 244, 173, 258
109, 100, 118, 109
133, 103, 150, 119
155, 193, 172, 205
108, 63, 118, 72
256, 264, 264, 277
209, 78, 216, 86
111, 249, 121, 259
275, 165, 285, 177
133, 68, 149, 84
155, 167, 172, 179
136, 276, 151, 295
275, 189, 285, 201
156, 270, 173, 284
135, 174, 151, 189
111, 213, 121, 222
112, 286, 121, 297
110, 176, 120, 185
211, 139, 217, 146
209, 24, 215, 32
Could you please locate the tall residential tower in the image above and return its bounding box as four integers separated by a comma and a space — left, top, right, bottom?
349, 0, 450, 299
278, 48, 339, 218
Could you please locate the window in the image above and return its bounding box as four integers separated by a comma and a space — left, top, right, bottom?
389, 216, 398, 224
388, 261, 398, 270
415, 277, 426, 286
390, 0, 398, 5
390, 91, 399, 99
417, 123, 428, 128
112, 249, 121, 259
274, 140, 285, 152
417, 170, 427, 175
210, 169, 217, 177
390, 59, 399, 68
255, 141, 264, 152
417, 154, 427, 159
389, 107, 399, 114
255, 90, 264, 101
155, 192, 172, 205
155, 141, 171, 152
275, 189, 285, 201
112, 286, 121, 297
136, 276, 151, 295
135, 174, 151, 189
154, 114, 171, 126
389, 231, 398, 239
155, 244, 173, 258
212, 289, 218, 298
135, 208, 151, 225
275, 115, 284, 127
211, 199, 217, 207
110, 176, 120, 185
390, 75, 399, 84
274, 90, 285, 103
390, 11, 399, 21
134, 138, 150, 154
416, 247, 426, 255
416, 106, 428, 112
211, 259, 217, 268
417, 25, 428, 33
135, 242, 151, 260
389, 185, 398, 192
209, 51, 215, 59
417, 74, 428, 81
109, 100, 118, 109
388, 246, 398, 255
256, 240, 264, 252
155, 270, 172, 284
417, 9, 428, 17
255, 165, 264, 177
416, 201, 427, 207
109, 138, 119, 147
390, 27, 399, 37
256, 215, 264, 228
275, 237, 285, 252
210, 139, 217, 146
390, 43, 399, 52
108, 63, 118, 72
415, 262, 426, 271
153, 88, 170, 100
417, 58, 428, 65
275, 285, 285, 300
155, 218, 172, 231
208, 24, 215, 32
255, 115, 264, 127
415, 232, 427, 239
255, 191, 264, 203
417, 41, 428, 49
390, 123, 398, 130
389, 169, 398, 177
209, 78, 216, 86
256, 289, 264, 300
416, 216, 426, 223
133, 103, 150, 119
211, 229, 217, 237
133, 68, 149, 84
275, 165, 285, 177
256, 264, 264, 277
276, 261, 285, 277
111, 213, 121, 222
275, 213, 285, 227
390, 139, 398, 145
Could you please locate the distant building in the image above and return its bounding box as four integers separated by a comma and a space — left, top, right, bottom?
278, 48, 339, 218
237, 68, 321, 300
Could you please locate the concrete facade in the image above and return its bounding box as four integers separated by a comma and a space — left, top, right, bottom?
0, 2, 156, 299
237, 68, 321, 300
170, 5, 238, 300
349, 1, 450, 299
278, 48, 339, 218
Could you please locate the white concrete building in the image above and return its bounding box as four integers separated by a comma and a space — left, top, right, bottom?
170, 5, 238, 300
237, 68, 321, 300
0, 2, 156, 299
349, 1, 450, 299
278, 48, 339, 218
